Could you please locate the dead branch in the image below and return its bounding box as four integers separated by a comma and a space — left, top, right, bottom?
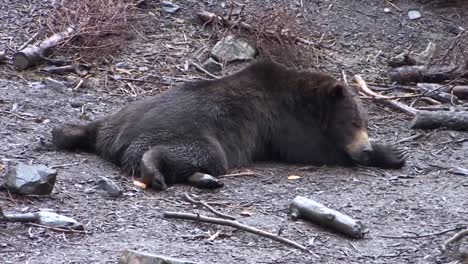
196, 10, 322, 48
388, 64, 468, 84
410, 110, 468, 131
441, 229, 468, 253
163, 211, 309, 252
14, 26, 75, 70
182, 193, 236, 220
353, 75, 418, 115
289, 196, 363, 238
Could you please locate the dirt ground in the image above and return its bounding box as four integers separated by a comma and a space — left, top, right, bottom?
1, 0, 468, 263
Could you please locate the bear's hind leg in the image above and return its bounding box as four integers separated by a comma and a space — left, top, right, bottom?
138, 140, 228, 190
140, 148, 168, 190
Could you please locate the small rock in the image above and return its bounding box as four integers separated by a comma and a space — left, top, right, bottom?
4, 163, 57, 195
115, 61, 128, 68
162, 1, 180, 14
383, 7, 391, 13
408, 10, 422, 20
138, 66, 149, 72
69, 100, 84, 108
211, 35, 256, 64
83, 77, 100, 89
202, 58, 222, 74
95, 176, 122, 197
119, 250, 198, 264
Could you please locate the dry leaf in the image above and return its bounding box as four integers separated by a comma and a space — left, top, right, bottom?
287, 175, 301, 180
133, 180, 147, 189
240, 210, 253, 216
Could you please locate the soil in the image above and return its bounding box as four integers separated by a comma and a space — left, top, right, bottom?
1, 0, 468, 263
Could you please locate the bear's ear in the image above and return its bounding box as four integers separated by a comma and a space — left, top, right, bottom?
329, 83, 345, 100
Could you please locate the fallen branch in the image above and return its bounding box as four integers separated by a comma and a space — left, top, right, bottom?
163, 211, 309, 252
353, 75, 418, 115
289, 196, 363, 238
182, 193, 236, 220
196, 10, 322, 48
441, 228, 468, 253
14, 26, 75, 70
410, 110, 468, 131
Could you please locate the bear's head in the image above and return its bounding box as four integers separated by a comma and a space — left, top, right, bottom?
297, 72, 373, 165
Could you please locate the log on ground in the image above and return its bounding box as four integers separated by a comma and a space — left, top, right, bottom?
14, 26, 75, 70
289, 196, 364, 238
389, 64, 468, 84
410, 110, 468, 131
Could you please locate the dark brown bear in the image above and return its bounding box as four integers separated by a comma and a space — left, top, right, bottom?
52, 61, 405, 190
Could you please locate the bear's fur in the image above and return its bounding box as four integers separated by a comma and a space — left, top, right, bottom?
52, 61, 405, 190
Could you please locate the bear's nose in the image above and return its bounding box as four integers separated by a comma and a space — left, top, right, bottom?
362, 144, 373, 154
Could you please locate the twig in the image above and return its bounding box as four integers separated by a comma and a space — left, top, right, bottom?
17, 32, 39, 51
26, 223, 89, 234
396, 133, 426, 144
163, 211, 309, 252
50, 162, 80, 169
381, 225, 466, 239
182, 193, 236, 220
189, 61, 220, 79
218, 171, 261, 177
441, 228, 468, 252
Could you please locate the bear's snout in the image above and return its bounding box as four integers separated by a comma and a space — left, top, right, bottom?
345, 129, 373, 164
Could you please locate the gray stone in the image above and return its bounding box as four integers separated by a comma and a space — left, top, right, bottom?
162, 1, 180, 14
119, 250, 199, 264
95, 176, 122, 197
202, 57, 222, 74
211, 35, 256, 63
4, 163, 57, 195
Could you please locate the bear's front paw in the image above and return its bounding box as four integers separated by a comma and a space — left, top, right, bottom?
369, 143, 407, 169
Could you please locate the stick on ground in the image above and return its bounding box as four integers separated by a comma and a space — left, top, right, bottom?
182, 193, 236, 220
163, 211, 309, 252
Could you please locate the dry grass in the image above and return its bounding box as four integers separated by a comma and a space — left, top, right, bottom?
206, 5, 332, 69
44, 0, 138, 62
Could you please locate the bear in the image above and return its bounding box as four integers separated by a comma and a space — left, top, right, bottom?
52, 60, 406, 190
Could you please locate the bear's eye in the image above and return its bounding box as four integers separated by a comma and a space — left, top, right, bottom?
351, 121, 361, 128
